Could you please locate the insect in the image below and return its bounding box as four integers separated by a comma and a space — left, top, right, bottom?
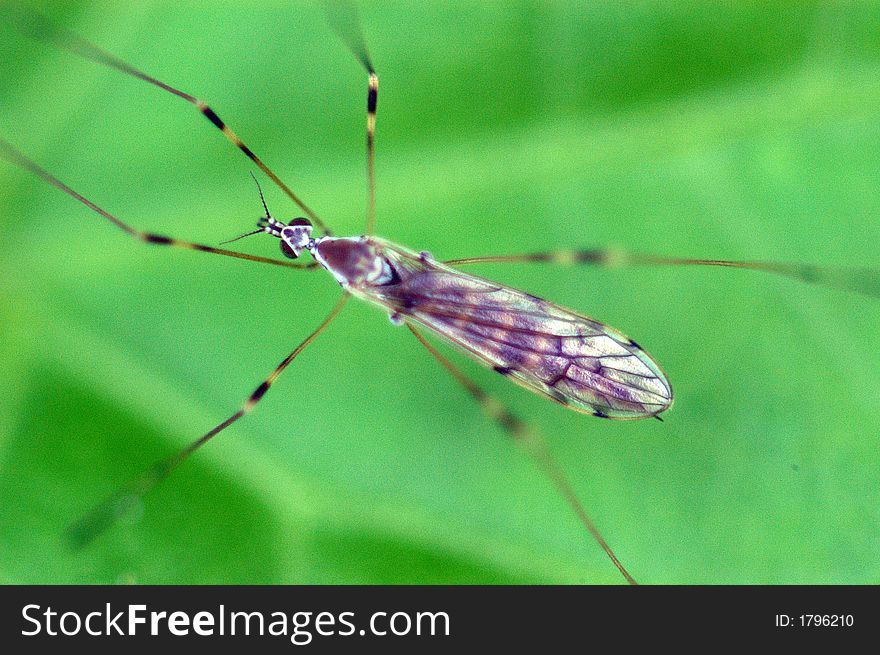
1, 4, 877, 584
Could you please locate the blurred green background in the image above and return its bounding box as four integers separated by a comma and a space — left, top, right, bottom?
0, 0, 878, 584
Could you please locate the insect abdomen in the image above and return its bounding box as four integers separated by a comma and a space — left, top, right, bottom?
363, 239, 673, 419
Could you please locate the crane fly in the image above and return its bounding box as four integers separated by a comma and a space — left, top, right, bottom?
1, 6, 878, 585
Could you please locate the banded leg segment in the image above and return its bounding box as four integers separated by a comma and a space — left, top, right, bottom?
0, 139, 312, 269
326, 2, 379, 234
13, 9, 330, 234
366, 71, 379, 235
445, 249, 880, 298
406, 324, 638, 585
67, 293, 349, 547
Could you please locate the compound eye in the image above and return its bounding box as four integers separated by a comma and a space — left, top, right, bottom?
289, 217, 312, 227
280, 241, 298, 259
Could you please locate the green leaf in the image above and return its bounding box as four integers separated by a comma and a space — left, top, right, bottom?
0, 0, 878, 584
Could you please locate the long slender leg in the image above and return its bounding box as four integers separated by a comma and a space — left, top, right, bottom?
445, 249, 880, 298
68, 293, 349, 547
406, 323, 638, 585
11, 8, 331, 235
366, 71, 379, 235
326, 2, 378, 234
0, 139, 313, 270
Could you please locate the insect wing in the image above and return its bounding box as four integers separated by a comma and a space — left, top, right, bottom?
367, 241, 673, 419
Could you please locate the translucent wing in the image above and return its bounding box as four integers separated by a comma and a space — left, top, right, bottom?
359, 240, 673, 419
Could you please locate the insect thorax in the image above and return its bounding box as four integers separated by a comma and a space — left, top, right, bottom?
314, 237, 397, 288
